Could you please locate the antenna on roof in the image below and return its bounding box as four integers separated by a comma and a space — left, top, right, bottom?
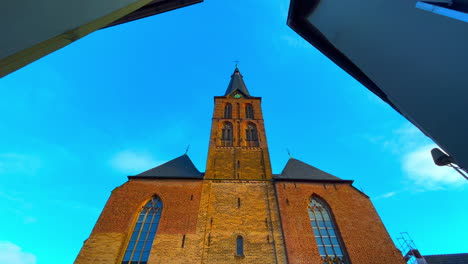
185, 145, 190, 155
396, 232, 427, 264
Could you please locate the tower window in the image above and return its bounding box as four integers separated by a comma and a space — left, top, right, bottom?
121, 196, 162, 264
181, 234, 186, 248
245, 104, 254, 119
308, 196, 348, 264
224, 103, 232, 118
236, 236, 244, 256
245, 123, 259, 147
221, 122, 233, 146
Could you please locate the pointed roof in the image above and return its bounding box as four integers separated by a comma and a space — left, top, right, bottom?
129, 154, 203, 179
275, 158, 348, 182
224, 66, 251, 96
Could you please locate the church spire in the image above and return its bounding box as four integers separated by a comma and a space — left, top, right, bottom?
224, 66, 251, 96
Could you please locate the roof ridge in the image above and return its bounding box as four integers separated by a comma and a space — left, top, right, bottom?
277, 157, 345, 181
131, 154, 203, 179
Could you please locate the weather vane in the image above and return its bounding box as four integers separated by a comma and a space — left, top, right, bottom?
233, 60, 240, 67
287, 148, 292, 158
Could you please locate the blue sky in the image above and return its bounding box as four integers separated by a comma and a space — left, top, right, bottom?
0, 0, 467, 263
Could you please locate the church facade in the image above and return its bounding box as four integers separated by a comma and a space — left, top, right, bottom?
74, 68, 405, 264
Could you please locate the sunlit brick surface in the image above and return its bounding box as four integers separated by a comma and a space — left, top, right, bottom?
75, 84, 404, 263
276, 182, 405, 264
196, 180, 286, 263
74, 180, 204, 263
205, 97, 273, 180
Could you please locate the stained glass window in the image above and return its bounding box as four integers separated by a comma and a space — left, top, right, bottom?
121, 196, 162, 264
308, 197, 348, 264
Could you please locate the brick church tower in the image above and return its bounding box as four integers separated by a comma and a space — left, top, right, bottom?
74, 67, 405, 264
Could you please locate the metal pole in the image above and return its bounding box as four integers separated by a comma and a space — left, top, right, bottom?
448, 164, 468, 181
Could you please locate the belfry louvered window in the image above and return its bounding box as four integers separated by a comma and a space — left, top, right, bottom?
308, 197, 348, 264
221, 122, 233, 146
122, 196, 162, 264
224, 103, 232, 118
245, 123, 259, 147
245, 104, 254, 119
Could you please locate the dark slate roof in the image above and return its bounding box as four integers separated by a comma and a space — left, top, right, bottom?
224, 66, 251, 96
424, 253, 468, 264
129, 154, 203, 179
275, 158, 348, 182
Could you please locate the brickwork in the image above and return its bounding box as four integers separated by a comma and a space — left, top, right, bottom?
75, 233, 125, 264
74, 179, 204, 263
198, 180, 287, 263
75, 71, 404, 264
275, 181, 405, 264
205, 96, 273, 180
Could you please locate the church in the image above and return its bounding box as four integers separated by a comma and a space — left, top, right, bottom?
74, 67, 405, 264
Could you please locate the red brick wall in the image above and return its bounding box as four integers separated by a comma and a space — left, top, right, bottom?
275, 181, 405, 264
74, 179, 203, 263
93, 179, 203, 234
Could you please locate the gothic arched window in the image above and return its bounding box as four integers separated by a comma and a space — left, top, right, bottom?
245, 104, 254, 119
245, 123, 258, 147
122, 196, 163, 264
236, 236, 244, 256
221, 122, 233, 146
308, 196, 348, 264
224, 103, 232, 119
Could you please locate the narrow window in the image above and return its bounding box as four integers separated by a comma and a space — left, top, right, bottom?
221, 122, 233, 146
236, 236, 244, 256
237, 198, 241, 208
181, 234, 186, 248
224, 103, 232, 118
245, 104, 254, 119
245, 123, 259, 147
122, 196, 162, 264
309, 196, 348, 264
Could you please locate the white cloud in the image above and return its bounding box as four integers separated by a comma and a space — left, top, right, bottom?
374, 191, 397, 200
110, 150, 161, 174
0, 241, 36, 264
403, 144, 466, 189
364, 123, 467, 191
